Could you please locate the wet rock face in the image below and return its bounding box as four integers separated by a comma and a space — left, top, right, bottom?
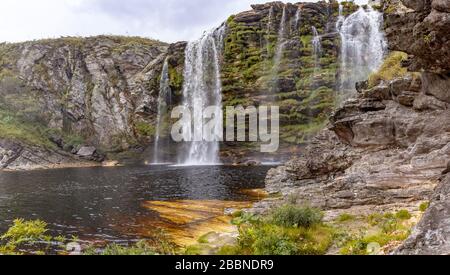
383, 0, 450, 73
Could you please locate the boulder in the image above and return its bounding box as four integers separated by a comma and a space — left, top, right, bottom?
77, 146, 97, 157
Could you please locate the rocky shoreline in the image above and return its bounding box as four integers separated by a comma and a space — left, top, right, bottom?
252, 0, 450, 254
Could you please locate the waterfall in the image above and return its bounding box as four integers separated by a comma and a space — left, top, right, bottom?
338, 6, 387, 101
336, 4, 345, 32
153, 57, 172, 164
179, 27, 225, 165
270, 6, 287, 93
267, 6, 274, 34
265, 6, 275, 59
311, 26, 322, 68
293, 7, 301, 30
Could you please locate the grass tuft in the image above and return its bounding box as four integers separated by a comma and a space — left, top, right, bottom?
368, 51, 408, 88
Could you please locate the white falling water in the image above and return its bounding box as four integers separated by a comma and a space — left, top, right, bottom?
293, 7, 301, 30
153, 57, 171, 164
179, 27, 225, 165
267, 6, 274, 34
338, 6, 387, 100
336, 4, 345, 32
265, 6, 275, 59
311, 26, 322, 66
270, 6, 287, 93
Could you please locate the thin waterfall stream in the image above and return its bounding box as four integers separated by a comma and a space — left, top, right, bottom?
153, 58, 172, 164
270, 6, 287, 94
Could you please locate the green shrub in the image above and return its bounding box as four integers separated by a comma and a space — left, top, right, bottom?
0, 109, 55, 148
270, 205, 323, 228
251, 225, 299, 255
0, 219, 73, 255
135, 121, 155, 137
381, 217, 399, 234
419, 202, 430, 212
231, 212, 261, 227
395, 210, 412, 220
337, 213, 355, 222
340, 230, 410, 255
235, 222, 335, 256
1, 219, 49, 246
367, 213, 383, 226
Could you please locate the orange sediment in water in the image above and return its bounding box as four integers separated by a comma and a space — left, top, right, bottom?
238, 189, 269, 199
138, 200, 252, 247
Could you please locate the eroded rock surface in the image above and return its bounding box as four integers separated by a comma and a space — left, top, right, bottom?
383, 0, 450, 73
258, 75, 449, 217
0, 139, 94, 170
0, 36, 170, 169
258, 0, 450, 254
396, 174, 450, 254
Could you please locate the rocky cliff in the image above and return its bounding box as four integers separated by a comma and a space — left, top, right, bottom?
260, 0, 450, 255
165, 1, 359, 163
0, 36, 169, 169
382, 0, 450, 255
1, 1, 358, 169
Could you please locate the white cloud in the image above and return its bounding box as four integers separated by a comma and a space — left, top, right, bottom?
0, 0, 368, 43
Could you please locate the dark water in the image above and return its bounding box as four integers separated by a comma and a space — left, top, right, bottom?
0, 165, 269, 242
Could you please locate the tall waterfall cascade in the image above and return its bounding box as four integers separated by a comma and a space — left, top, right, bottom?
270, 6, 288, 93
337, 6, 387, 102
179, 26, 225, 165
153, 58, 172, 164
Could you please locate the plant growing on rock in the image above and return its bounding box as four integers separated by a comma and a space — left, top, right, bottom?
368, 51, 408, 88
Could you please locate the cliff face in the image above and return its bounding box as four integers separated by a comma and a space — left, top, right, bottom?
164, 1, 357, 162
384, 0, 450, 73
261, 75, 449, 214
1, 1, 356, 169
221, 1, 356, 145
0, 36, 168, 168
261, 0, 450, 254
382, 0, 450, 255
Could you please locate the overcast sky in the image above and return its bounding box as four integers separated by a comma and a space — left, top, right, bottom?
0, 0, 368, 43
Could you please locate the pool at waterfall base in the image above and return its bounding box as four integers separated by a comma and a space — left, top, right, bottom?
0, 165, 272, 248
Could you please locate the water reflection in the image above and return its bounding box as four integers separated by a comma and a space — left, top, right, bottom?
0, 165, 269, 243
